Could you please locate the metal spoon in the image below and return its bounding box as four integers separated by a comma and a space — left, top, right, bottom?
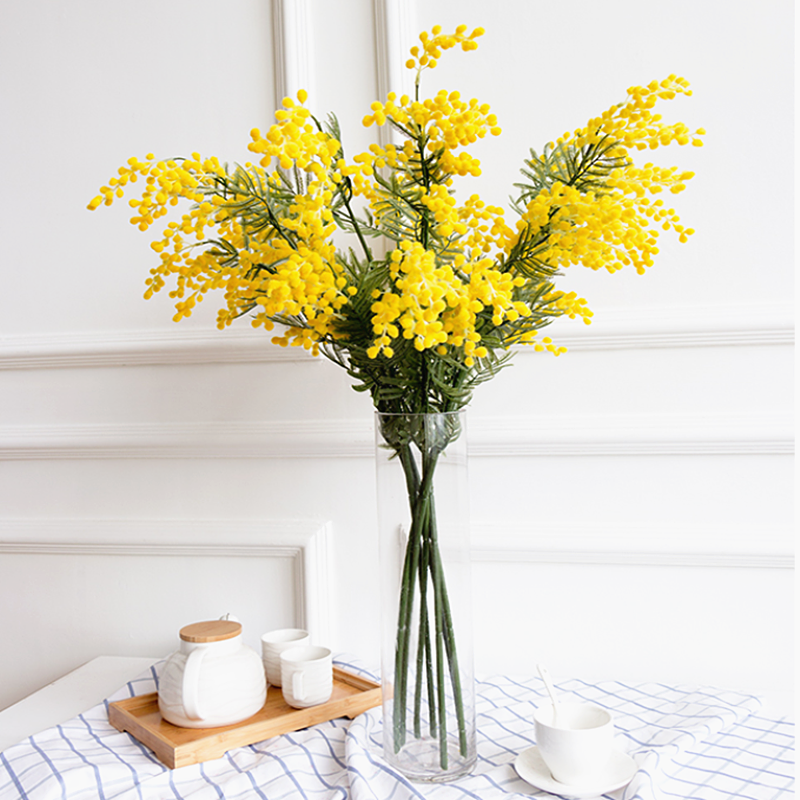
537, 663, 559, 724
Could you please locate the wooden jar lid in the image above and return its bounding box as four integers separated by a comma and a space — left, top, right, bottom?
179, 620, 242, 643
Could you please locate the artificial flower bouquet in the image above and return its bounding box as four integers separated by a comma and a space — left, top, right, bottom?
89, 24, 703, 775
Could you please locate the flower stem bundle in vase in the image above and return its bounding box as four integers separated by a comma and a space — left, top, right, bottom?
376, 409, 475, 779
89, 22, 703, 782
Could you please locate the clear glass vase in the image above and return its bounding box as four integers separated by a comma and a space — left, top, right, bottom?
375, 410, 477, 782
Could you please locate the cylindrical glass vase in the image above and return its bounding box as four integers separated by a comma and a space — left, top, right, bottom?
375, 410, 476, 782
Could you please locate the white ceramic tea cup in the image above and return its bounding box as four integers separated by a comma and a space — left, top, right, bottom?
261, 628, 310, 687
280, 645, 333, 708
533, 702, 614, 787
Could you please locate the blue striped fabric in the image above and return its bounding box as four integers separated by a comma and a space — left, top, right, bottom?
0, 659, 792, 799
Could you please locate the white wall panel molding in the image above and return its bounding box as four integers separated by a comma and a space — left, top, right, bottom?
0, 303, 791, 370
0, 420, 366, 459
271, 0, 314, 103
0, 328, 308, 370
0, 411, 791, 460
471, 522, 794, 569
544, 303, 793, 351
374, 0, 416, 148
0, 518, 332, 642
469, 412, 793, 456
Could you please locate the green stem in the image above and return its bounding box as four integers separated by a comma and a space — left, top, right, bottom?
392, 534, 419, 750
415, 527, 439, 740
428, 460, 448, 769
416, 139, 431, 250
424, 591, 437, 737
392, 444, 423, 751
413, 533, 431, 738
340, 176, 373, 262
430, 530, 468, 757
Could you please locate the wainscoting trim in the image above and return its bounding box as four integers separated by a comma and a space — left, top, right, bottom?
0, 518, 332, 642
271, 0, 314, 104
0, 304, 791, 370
470, 522, 794, 569
374, 0, 416, 150
0, 412, 791, 460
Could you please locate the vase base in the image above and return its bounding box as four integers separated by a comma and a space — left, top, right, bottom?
387, 738, 476, 783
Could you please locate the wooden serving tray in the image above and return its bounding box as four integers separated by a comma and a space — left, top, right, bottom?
108, 667, 381, 769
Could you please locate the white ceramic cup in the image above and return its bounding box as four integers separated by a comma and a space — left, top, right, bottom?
261, 628, 310, 687
280, 645, 333, 708
533, 702, 614, 787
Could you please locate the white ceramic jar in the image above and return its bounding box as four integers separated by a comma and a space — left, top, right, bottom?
158, 620, 266, 728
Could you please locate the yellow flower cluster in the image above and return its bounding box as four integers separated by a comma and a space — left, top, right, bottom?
428, 90, 502, 143
405, 24, 484, 74
88, 92, 351, 352
574, 75, 705, 151
367, 241, 544, 366
248, 92, 341, 177
420, 184, 466, 236
459, 195, 515, 256
87, 153, 212, 229
362, 90, 501, 176
518, 76, 703, 275
519, 181, 661, 275
88, 26, 701, 375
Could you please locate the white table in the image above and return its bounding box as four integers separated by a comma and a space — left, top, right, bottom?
0, 656, 159, 753
0, 657, 794, 799
1, 656, 792, 753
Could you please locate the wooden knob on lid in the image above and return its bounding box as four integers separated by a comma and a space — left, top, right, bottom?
179, 620, 242, 643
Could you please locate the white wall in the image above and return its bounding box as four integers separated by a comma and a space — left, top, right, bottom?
0, 0, 793, 716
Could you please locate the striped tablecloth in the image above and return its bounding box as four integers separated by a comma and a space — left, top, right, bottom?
0, 658, 793, 799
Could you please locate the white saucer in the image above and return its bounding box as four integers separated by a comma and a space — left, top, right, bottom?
514, 746, 637, 799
